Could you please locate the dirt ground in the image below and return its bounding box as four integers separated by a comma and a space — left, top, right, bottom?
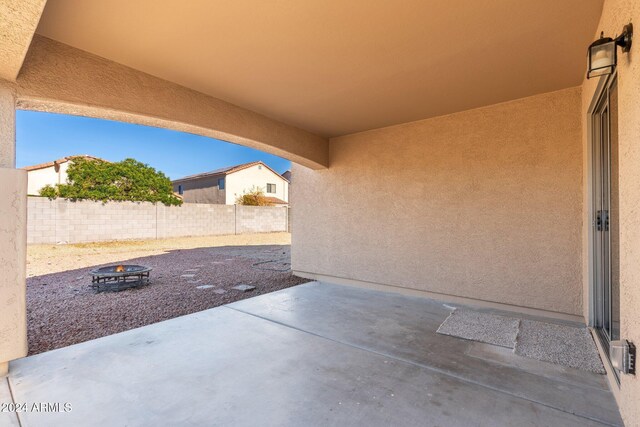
26, 233, 309, 355
27, 232, 294, 277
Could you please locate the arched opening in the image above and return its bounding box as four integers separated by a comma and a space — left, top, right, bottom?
18, 110, 308, 355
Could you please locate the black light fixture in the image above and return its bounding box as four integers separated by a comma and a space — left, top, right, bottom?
587, 23, 633, 79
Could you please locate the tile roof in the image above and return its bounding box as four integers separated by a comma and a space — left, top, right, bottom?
172, 161, 289, 183
264, 196, 288, 205
22, 155, 107, 171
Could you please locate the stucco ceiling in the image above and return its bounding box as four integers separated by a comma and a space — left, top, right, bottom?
35, 0, 603, 138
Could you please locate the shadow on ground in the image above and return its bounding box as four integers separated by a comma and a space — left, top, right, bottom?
27, 244, 308, 355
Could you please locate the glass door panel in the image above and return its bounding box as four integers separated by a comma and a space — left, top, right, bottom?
592, 74, 620, 346
609, 78, 620, 341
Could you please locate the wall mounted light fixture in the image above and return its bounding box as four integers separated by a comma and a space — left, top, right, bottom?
587, 23, 633, 79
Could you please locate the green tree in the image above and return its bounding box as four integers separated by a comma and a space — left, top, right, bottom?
39, 157, 182, 206
235, 186, 273, 206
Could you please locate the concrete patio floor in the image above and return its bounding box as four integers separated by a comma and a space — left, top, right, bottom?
3, 282, 623, 426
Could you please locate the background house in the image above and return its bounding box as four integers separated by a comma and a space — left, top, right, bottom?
23, 155, 105, 195
172, 161, 289, 205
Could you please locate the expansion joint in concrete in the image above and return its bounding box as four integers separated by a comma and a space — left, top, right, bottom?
224, 305, 618, 427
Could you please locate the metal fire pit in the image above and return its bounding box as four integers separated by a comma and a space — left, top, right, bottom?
89, 265, 152, 292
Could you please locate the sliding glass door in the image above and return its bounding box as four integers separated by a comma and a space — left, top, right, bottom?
592, 74, 620, 349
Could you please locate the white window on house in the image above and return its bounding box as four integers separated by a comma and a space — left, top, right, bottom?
266, 183, 276, 193
178, 184, 183, 195
218, 178, 225, 190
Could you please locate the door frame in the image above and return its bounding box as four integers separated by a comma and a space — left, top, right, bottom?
587, 71, 619, 383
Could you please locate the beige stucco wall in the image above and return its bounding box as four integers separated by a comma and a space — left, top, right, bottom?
0, 168, 27, 370
15, 36, 329, 170
0, 0, 46, 82
26, 162, 69, 195
226, 164, 289, 205
0, 84, 16, 168
174, 175, 226, 204
293, 87, 583, 317
581, 1, 640, 424
174, 165, 289, 205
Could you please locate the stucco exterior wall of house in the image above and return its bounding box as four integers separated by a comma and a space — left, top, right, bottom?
26, 161, 70, 195
174, 175, 226, 204
0, 168, 27, 374
225, 164, 289, 205
0, 86, 26, 373
0, 83, 16, 168
580, 0, 640, 424
27, 166, 55, 195
0, 0, 46, 82
293, 87, 583, 318
15, 36, 329, 170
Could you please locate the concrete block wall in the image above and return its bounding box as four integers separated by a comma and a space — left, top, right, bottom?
156, 204, 235, 239
27, 198, 156, 243
27, 197, 57, 244
236, 205, 288, 234
27, 197, 288, 244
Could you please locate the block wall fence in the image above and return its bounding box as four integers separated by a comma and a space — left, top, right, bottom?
27, 197, 289, 244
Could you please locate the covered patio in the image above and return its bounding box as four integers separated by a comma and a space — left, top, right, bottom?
3, 282, 622, 426
2, 0, 640, 425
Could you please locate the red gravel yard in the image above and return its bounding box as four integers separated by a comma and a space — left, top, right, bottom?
26, 233, 308, 355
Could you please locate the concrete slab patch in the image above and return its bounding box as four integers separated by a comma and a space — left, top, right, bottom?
9, 306, 612, 427
436, 310, 519, 348
515, 320, 605, 374
231, 284, 256, 292
228, 282, 622, 426
10, 283, 622, 426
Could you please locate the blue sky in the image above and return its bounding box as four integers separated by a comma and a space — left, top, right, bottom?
16, 111, 292, 180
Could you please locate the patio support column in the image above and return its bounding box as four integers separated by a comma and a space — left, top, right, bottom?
0, 84, 28, 376
0, 84, 17, 168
